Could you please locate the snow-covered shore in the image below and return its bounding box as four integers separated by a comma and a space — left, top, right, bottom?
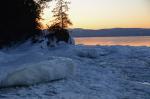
0, 44, 150, 99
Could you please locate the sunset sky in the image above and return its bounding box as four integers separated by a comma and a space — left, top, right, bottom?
42, 0, 150, 29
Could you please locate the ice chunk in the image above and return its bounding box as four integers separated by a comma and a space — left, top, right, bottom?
76, 47, 99, 58
0, 57, 74, 87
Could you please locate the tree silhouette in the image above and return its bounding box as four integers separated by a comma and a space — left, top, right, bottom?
47, 0, 72, 45
51, 0, 72, 28
0, 0, 52, 48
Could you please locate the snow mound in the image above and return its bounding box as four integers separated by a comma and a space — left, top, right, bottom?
75, 46, 109, 58
76, 47, 99, 58
0, 57, 74, 87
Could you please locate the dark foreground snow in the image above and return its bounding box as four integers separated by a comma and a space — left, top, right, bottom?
0, 44, 150, 99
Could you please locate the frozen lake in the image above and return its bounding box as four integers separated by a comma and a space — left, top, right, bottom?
1, 43, 150, 99
75, 36, 150, 46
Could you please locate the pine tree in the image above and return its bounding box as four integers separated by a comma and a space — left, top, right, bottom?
51, 0, 72, 28
47, 0, 72, 45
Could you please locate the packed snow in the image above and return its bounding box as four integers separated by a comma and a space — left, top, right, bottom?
0, 57, 74, 87
0, 43, 150, 99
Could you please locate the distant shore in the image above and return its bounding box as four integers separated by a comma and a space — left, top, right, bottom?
70, 28, 150, 37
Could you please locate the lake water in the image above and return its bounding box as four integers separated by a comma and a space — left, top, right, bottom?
75, 36, 150, 46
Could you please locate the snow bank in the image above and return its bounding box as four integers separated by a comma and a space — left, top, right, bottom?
0, 57, 74, 87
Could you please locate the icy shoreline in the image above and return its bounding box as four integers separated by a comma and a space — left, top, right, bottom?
0, 45, 150, 99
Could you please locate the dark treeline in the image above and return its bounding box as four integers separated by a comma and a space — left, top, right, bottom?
0, 0, 72, 48
0, 0, 50, 47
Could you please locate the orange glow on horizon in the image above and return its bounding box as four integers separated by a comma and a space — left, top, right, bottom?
75, 37, 150, 46
41, 0, 150, 29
